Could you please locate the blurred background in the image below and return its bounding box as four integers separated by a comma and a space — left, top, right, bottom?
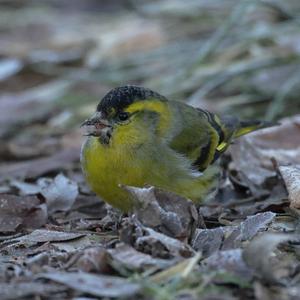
0, 0, 300, 165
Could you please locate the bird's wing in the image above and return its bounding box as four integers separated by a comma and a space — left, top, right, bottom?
169, 105, 235, 172
169, 103, 276, 172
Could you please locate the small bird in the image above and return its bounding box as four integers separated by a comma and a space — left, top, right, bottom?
81, 85, 274, 212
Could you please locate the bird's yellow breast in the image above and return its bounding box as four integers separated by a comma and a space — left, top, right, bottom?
81, 136, 147, 211
81, 136, 218, 212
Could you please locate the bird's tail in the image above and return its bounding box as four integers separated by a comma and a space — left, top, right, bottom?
234, 120, 278, 138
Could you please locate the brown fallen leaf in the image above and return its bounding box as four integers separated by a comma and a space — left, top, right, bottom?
14, 229, 85, 243
136, 226, 194, 259
38, 271, 141, 298
75, 246, 112, 274
12, 174, 79, 214
108, 243, 174, 273
52, 236, 95, 252
192, 212, 276, 254
238, 212, 276, 241
71, 195, 106, 218
230, 115, 300, 186
191, 227, 231, 256
120, 217, 194, 259
122, 185, 199, 240
279, 165, 300, 209
222, 212, 276, 250
0, 194, 47, 233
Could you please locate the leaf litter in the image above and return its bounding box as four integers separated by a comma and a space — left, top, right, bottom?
1, 1, 300, 299
0, 194, 47, 233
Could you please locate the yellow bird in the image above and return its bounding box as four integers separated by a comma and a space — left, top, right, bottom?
81, 86, 274, 212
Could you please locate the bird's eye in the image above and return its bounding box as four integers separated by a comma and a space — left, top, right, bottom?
118, 112, 129, 121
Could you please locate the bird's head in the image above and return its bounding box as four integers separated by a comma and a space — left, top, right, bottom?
81, 85, 169, 145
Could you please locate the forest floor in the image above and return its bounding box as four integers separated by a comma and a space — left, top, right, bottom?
0, 1, 300, 299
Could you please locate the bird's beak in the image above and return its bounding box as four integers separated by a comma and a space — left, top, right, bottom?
81, 112, 112, 137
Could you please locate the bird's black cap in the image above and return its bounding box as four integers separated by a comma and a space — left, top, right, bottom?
97, 85, 167, 115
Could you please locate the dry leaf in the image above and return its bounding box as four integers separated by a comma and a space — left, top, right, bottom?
120, 217, 194, 258
0, 282, 66, 300
192, 212, 275, 254
38, 271, 141, 298
52, 236, 94, 252
202, 249, 253, 280
279, 165, 300, 208
122, 185, 198, 240
0, 194, 47, 233
38, 173, 79, 214
10, 180, 40, 195
108, 243, 173, 272
191, 227, 230, 256
222, 212, 276, 249
243, 233, 299, 284
136, 226, 194, 258
230, 115, 300, 185
15, 229, 84, 243
76, 247, 111, 273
